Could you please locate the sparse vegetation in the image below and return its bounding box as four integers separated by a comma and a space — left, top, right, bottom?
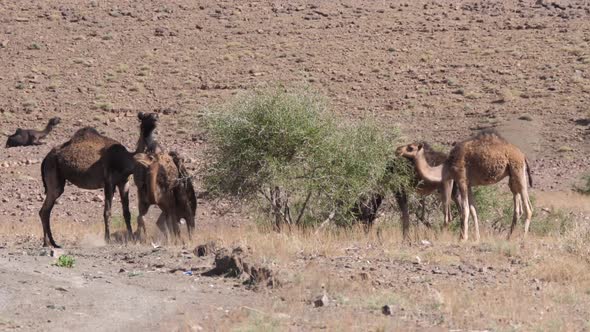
204, 87, 413, 229
27, 42, 41, 50
55, 255, 75, 268
95, 102, 113, 111
576, 174, 590, 195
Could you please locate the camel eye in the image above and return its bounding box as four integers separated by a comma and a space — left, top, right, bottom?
407, 146, 414, 152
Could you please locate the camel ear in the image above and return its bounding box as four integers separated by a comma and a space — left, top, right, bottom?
134, 153, 153, 167
138, 112, 146, 120
417, 143, 424, 151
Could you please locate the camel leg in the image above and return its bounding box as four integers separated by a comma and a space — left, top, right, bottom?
186, 219, 194, 241
169, 211, 181, 244
451, 182, 462, 222
468, 187, 480, 243
442, 180, 453, 228
117, 181, 133, 240
508, 192, 522, 239
521, 169, 534, 237
136, 197, 150, 240
395, 190, 410, 243
458, 181, 470, 242
103, 183, 115, 244
156, 212, 169, 242
39, 169, 65, 248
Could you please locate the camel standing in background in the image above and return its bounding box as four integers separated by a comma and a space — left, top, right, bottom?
397, 130, 533, 242
6, 117, 61, 148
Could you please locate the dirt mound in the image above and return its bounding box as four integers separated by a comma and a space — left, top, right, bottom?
203, 247, 278, 288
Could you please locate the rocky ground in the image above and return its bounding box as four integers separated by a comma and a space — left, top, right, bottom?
0, 0, 589, 331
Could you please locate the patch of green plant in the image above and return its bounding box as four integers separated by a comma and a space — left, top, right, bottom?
531, 209, 573, 236
204, 86, 413, 229
55, 255, 75, 268
232, 311, 280, 332
575, 174, 590, 195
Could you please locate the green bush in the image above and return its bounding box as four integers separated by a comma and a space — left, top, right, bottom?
576, 174, 590, 195
55, 255, 75, 268
204, 87, 412, 229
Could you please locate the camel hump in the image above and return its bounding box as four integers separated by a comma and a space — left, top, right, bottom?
69, 127, 101, 142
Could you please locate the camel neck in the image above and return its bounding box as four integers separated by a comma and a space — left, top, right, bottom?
414, 149, 443, 183
41, 122, 54, 135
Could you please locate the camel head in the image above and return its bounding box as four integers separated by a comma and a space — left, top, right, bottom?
395, 143, 424, 160
48, 117, 61, 127
137, 112, 161, 153
138, 112, 159, 130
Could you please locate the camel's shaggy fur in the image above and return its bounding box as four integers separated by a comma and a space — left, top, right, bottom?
133, 113, 196, 242
39, 127, 135, 247
397, 130, 533, 242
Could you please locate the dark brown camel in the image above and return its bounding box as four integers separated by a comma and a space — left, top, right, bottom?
133, 112, 196, 242
134, 152, 197, 242
6, 117, 61, 148
39, 122, 142, 247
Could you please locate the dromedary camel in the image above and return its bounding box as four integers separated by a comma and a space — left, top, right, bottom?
39, 126, 136, 248
6, 117, 61, 148
354, 143, 461, 239
133, 112, 196, 242
397, 130, 533, 242
134, 152, 197, 242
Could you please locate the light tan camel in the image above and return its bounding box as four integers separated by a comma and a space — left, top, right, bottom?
397, 131, 533, 241
393, 143, 462, 231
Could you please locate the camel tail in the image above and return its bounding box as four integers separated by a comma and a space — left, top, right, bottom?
525, 158, 533, 188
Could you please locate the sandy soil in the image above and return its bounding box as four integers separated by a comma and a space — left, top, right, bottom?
0, 0, 589, 331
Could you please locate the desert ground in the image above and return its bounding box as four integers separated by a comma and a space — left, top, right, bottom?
1, 0, 589, 331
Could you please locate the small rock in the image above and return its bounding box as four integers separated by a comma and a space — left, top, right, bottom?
0, 40, 8, 48
155, 27, 166, 36
420, 240, 432, 246
382, 305, 393, 316
314, 293, 329, 307
93, 195, 104, 202
1, 198, 8, 203
50, 249, 65, 258
518, 114, 534, 121
194, 241, 216, 257
359, 272, 370, 280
